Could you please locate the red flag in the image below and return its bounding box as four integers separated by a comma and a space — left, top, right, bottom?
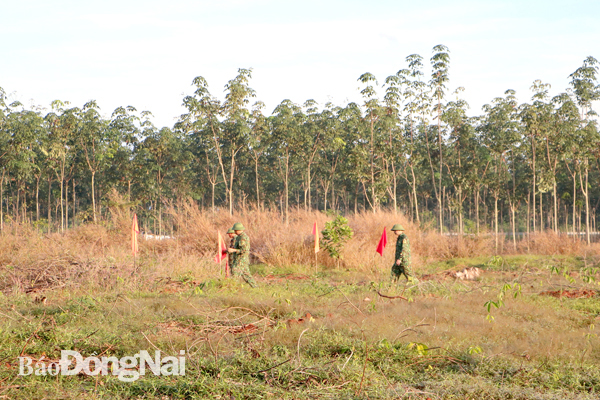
312, 221, 320, 253
376, 227, 387, 256
131, 214, 140, 255
214, 232, 227, 263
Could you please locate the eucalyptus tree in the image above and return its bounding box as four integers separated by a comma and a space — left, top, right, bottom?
221, 68, 256, 214
182, 69, 255, 215
182, 76, 229, 213
317, 103, 346, 211
270, 99, 304, 222
248, 101, 268, 209
177, 97, 219, 211
381, 74, 404, 214
430, 45, 450, 232
300, 99, 323, 210
107, 106, 143, 205
569, 56, 600, 243
0, 89, 11, 229
76, 101, 119, 222
137, 125, 187, 234
357, 72, 386, 210
398, 63, 424, 224
403, 54, 442, 226
442, 89, 472, 234
4, 103, 44, 225
481, 89, 520, 251
519, 82, 549, 233
44, 101, 76, 230
553, 93, 581, 234
337, 102, 369, 212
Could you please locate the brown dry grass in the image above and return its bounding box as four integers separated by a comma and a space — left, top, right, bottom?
1, 202, 599, 295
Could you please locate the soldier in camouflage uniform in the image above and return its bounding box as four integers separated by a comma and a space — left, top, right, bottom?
226, 228, 236, 268
228, 222, 257, 288
391, 224, 412, 281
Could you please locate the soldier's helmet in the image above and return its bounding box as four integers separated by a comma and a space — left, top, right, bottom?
232, 222, 245, 231
391, 224, 405, 231
227, 228, 235, 234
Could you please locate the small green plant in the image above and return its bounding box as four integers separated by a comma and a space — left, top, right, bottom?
484, 282, 522, 322
486, 255, 504, 270
581, 266, 598, 284
408, 342, 429, 356
321, 215, 353, 269
549, 265, 576, 284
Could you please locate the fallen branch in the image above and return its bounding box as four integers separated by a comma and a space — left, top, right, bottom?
255, 358, 291, 374
393, 317, 430, 341
336, 288, 365, 316
296, 328, 310, 366
377, 291, 407, 300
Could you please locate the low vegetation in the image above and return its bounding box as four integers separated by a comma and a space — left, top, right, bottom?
1, 209, 600, 399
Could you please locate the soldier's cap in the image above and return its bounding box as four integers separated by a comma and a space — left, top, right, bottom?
226, 228, 235, 234
232, 222, 245, 231
391, 224, 405, 231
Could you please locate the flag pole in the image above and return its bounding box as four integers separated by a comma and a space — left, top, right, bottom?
132, 213, 140, 272
312, 221, 320, 274
219, 232, 223, 277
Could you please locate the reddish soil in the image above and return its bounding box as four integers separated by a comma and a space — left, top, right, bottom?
262, 274, 311, 282
539, 289, 598, 299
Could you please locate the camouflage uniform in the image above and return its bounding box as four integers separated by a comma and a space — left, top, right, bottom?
228, 236, 236, 268
391, 233, 412, 281
232, 232, 257, 288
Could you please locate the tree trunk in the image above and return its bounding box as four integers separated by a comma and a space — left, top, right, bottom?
47, 177, 52, 233
476, 189, 480, 235
410, 166, 419, 224
573, 170, 577, 238
438, 103, 443, 235
91, 171, 97, 223
539, 191, 543, 231
354, 183, 359, 214
284, 151, 289, 224
15, 186, 20, 223
553, 180, 558, 233
65, 179, 69, 230
229, 148, 235, 215
526, 191, 530, 250
531, 137, 536, 233
511, 202, 516, 251
1, 171, 4, 232
369, 111, 376, 212
579, 163, 591, 244
60, 171, 64, 232
322, 180, 329, 212
211, 183, 215, 213
391, 161, 397, 214
255, 158, 260, 210
494, 194, 499, 253
331, 179, 335, 212
73, 179, 76, 227
35, 176, 40, 222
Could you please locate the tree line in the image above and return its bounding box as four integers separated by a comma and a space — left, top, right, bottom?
1, 45, 599, 247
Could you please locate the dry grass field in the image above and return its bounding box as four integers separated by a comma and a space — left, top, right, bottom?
1, 208, 599, 399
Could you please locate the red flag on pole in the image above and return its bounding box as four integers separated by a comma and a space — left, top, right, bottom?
131, 214, 140, 255
376, 227, 387, 256
214, 232, 227, 263
312, 221, 320, 253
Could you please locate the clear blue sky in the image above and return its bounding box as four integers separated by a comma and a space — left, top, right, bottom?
1, 0, 599, 127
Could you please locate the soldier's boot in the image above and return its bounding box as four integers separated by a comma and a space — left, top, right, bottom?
242, 273, 257, 288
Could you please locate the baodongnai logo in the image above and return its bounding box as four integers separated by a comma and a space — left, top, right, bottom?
19, 350, 185, 382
